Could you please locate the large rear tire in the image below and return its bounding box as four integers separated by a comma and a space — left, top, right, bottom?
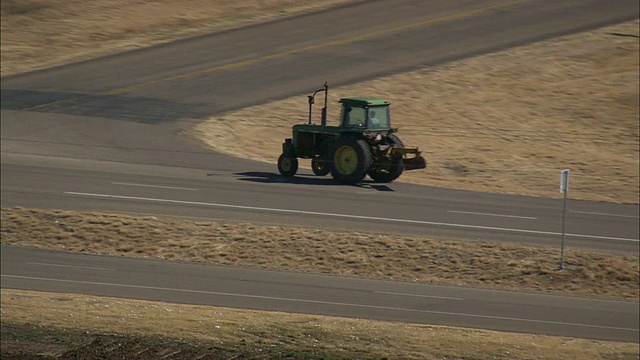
277, 153, 298, 177
330, 137, 372, 184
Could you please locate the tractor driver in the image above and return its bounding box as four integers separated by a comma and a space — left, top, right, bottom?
369, 110, 379, 127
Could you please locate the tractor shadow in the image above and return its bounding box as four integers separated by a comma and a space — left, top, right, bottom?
234, 172, 395, 191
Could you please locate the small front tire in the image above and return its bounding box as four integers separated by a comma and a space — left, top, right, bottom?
368, 134, 405, 183
277, 153, 298, 177
368, 158, 403, 183
311, 157, 330, 176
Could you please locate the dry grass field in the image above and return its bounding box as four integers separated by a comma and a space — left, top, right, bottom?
1, 0, 639, 358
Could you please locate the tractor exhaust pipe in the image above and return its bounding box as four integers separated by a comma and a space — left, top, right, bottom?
321, 82, 328, 126
308, 82, 329, 125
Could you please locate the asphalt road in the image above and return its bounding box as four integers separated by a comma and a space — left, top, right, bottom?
1, 152, 639, 253
2, 245, 638, 342
1, 0, 639, 342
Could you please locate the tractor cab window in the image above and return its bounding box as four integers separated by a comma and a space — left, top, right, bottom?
341, 106, 367, 128
368, 106, 390, 130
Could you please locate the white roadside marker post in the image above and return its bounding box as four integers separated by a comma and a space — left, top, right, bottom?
560, 169, 570, 270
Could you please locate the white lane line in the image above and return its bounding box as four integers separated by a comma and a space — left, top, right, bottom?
63, 192, 640, 243
570, 210, 639, 219
375, 291, 464, 301
448, 210, 536, 220
26, 262, 115, 271
112, 182, 197, 191
3, 275, 637, 333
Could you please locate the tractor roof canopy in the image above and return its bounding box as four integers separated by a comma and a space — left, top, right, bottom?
339, 97, 389, 107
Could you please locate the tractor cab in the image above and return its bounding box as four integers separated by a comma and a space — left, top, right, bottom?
339, 97, 391, 131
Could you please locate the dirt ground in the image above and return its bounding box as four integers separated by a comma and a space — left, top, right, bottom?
1, 0, 639, 359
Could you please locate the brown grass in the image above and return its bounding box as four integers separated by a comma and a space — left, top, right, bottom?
2, 289, 638, 359
3, 207, 638, 300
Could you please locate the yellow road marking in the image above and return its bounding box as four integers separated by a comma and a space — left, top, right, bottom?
25, 0, 522, 111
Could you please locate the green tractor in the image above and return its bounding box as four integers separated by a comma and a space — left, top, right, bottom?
277, 83, 426, 185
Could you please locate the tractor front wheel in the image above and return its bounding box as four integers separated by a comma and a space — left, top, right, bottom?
368, 134, 405, 183
330, 137, 372, 184
311, 157, 330, 176
277, 153, 298, 177
368, 158, 403, 183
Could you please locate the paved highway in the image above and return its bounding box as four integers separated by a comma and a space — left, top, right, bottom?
2, 245, 638, 342
1, 0, 639, 342
1, 153, 638, 253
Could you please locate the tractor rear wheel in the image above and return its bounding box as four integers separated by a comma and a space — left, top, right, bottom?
311, 157, 330, 176
330, 137, 372, 184
277, 153, 298, 177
